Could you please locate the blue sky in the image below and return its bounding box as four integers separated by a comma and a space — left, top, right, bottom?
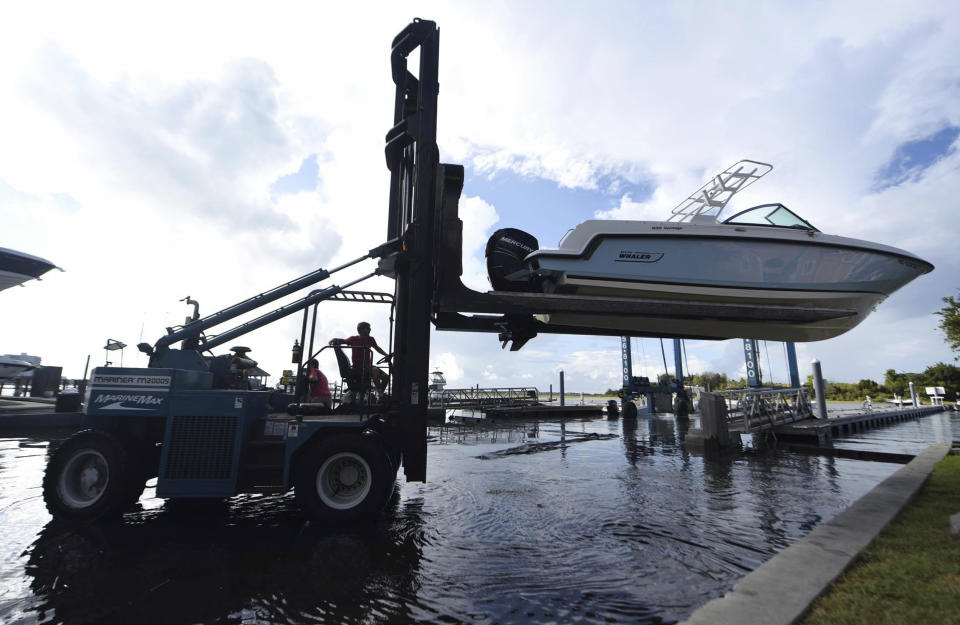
463, 167, 654, 248
874, 126, 959, 191
1, 2, 959, 392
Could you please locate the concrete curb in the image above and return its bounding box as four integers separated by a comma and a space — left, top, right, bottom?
680, 442, 951, 625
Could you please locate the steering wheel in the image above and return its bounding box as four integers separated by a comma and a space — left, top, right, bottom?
376, 353, 394, 366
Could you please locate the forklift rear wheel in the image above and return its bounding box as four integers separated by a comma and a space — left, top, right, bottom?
623, 401, 639, 420
43, 430, 132, 522
295, 433, 392, 523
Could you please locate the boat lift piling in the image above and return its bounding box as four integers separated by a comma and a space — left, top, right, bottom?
811, 358, 828, 419
559, 370, 565, 406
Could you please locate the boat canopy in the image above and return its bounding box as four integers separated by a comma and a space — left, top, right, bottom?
722, 203, 819, 231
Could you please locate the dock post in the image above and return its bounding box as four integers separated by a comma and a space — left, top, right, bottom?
683, 392, 739, 453
549, 384, 553, 402
811, 359, 828, 419
559, 370, 565, 406
909, 381, 918, 407
700, 394, 732, 446
673, 338, 684, 386
786, 342, 800, 388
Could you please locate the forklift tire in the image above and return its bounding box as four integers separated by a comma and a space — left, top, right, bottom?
118, 438, 153, 509
623, 401, 639, 420
42, 430, 133, 523
294, 432, 393, 523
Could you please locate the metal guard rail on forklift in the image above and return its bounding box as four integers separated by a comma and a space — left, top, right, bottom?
199, 272, 381, 352
151, 241, 398, 352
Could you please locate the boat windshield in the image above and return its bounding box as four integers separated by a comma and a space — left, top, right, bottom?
722, 204, 818, 231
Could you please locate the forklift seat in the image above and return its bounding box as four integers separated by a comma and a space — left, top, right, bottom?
332, 344, 374, 394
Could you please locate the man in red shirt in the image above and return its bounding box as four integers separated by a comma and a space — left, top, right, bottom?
306, 358, 332, 409
330, 321, 389, 392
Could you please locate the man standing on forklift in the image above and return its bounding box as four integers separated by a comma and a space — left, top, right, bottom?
330, 321, 389, 393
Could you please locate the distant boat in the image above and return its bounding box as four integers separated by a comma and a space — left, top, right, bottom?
0, 247, 59, 293
428, 370, 452, 404
0, 354, 38, 380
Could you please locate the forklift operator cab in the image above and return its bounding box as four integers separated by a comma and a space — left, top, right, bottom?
290, 343, 391, 416
330, 343, 392, 407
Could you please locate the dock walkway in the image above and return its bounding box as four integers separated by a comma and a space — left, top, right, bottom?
774, 405, 944, 444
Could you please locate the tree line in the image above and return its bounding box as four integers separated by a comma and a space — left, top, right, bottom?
601, 363, 959, 402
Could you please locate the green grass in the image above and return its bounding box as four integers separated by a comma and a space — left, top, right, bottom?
802, 454, 960, 625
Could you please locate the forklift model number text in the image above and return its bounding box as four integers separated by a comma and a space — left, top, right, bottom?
92, 375, 172, 386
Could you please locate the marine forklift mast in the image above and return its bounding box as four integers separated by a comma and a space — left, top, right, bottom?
380, 19, 442, 482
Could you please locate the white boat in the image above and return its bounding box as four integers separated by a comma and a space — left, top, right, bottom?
0, 247, 59, 292
0, 354, 38, 380
428, 370, 451, 404
487, 161, 934, 342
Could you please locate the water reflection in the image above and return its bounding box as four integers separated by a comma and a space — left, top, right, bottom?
4, 412, 951, 624
23, 494, 425, 625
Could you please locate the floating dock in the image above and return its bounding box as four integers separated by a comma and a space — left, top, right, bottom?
773, 405, 943, 445
483, 404, 603, 419
0, 397, 82, 430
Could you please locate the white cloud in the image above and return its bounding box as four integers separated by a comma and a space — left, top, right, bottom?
431, 352, 465, 383
458, 195, 500, 291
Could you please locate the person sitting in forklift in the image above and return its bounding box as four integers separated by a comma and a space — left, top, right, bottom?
306, 358, 332, 409
329, 321, 389, 392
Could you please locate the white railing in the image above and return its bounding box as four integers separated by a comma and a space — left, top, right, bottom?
714, 387, 812, 431
431, 387, 540, 409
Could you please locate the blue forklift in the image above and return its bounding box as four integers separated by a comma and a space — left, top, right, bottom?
41, 248, 411, 523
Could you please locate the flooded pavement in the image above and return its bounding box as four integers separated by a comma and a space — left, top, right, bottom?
1, 411, 956, 625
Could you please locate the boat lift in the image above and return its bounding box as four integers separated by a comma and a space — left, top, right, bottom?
615, 336, 802, 418
618, 337, 687, 417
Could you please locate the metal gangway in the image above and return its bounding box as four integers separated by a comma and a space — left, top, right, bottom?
431, 387, 540, 409
715, 387, 813, 433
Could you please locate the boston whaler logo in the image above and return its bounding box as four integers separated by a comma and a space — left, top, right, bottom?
93, 393, 165, 411
616, 250, 664, 263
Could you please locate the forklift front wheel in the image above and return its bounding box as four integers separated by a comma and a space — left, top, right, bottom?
43, 430, 131, 522
295, 433, 392, 523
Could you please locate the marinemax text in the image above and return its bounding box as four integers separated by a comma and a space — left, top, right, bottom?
93, 394, 164, 406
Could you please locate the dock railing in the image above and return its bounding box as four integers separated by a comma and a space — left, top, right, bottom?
432, 387, 539, 409
715, 387, 813, 432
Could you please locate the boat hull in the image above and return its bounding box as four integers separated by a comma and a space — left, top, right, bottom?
536, 288, 884, 342
0, 247, 57, 293
0, 359, 36, 380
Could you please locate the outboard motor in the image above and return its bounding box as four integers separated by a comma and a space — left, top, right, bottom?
485, 228, 539, 292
